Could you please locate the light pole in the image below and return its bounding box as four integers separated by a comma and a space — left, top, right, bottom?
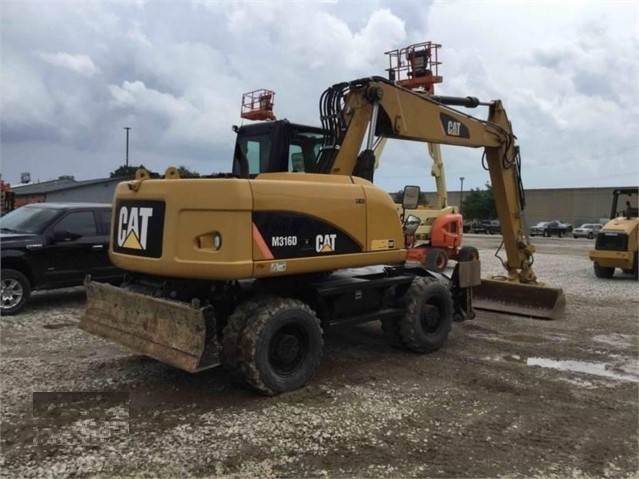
459, 176, 465, 214
124, 127, 131, 167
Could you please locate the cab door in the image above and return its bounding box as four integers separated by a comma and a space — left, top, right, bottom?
41, 210, 98, 287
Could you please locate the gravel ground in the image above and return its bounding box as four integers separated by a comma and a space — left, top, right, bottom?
1, 235, 638, 478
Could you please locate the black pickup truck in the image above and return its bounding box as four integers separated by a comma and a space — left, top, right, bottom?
529, 220, 570, 238
1, 203, 123, 315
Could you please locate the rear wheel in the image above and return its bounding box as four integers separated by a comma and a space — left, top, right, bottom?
424, 248, 448, 273
593, 262, 615, 279
1, 269, 31, 316
398, 277, 454, 353
458, 246, 479, 262
222, 297, 270, 372
238, 297, 323, 395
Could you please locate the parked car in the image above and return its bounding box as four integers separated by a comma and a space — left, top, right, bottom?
572, 223, 602, 239
472, 219, 501, 234
529, 220, 569, 237
557, 220, 573, 233
1, 203, 123, 315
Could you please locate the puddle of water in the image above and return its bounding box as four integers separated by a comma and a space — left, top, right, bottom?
527, 357, 639, 383
592, 334, 634, 349
502, 334, 544, 344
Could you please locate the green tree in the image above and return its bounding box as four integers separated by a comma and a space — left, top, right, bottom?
177, 165, 200, 178
110, 164, 162, 179
110, 164, 144, 178
461, 183, 496, 220
109, 164, 200, 179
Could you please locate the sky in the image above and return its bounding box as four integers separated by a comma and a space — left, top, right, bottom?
1, 0, 638, 193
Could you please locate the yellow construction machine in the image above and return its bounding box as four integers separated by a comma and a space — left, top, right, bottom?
589, 188, 638, 279
81, 75, 565, 395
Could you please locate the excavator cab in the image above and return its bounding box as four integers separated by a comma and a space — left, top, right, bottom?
232, 120, 326, 177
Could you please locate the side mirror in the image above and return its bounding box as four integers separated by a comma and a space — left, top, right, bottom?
52, 230, 78, 243
403, 214, 421, 236
402, 185, 421, 210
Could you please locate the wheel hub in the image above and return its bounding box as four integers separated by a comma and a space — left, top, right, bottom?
270, 330, 304, 374
1, 279, 22, 308
421, 304, 441, 332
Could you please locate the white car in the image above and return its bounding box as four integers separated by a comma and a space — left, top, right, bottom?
572, 223, 602, 239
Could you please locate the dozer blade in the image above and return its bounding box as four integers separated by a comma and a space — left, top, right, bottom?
81, 281, 220, 372
473, 278, 566, 320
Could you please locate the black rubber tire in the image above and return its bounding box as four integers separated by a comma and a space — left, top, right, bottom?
380, 286, 405, 348
1, 269, 31, 316
237, 297, 323, 395
587, 232, 594, 239
424, 248, 448, 273
397, 277, 454, 353
573, 235, 578, 239
457, 246, 479, 262
593, 262, 615, 279
221, 296, 270, 372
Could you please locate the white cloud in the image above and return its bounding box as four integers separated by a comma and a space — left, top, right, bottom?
37, 52, 100, 77
0, 0, 637, 191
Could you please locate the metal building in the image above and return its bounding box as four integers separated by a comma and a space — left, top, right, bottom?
431, 185, 637, 228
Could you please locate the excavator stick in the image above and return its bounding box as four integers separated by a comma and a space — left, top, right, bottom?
472, 278, 566, 320
80, 280, 221, 372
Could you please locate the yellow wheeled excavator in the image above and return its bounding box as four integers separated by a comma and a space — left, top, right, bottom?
81, 74, 565, 395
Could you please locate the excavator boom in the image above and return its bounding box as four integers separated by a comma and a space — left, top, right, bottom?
316, 77, 564, 319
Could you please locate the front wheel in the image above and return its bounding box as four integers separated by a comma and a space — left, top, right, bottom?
397, 277, 454, 353
1, 269, 31, 316
238, 297, 323, 395
424, 248, 448, 273
593, 262, 615, 279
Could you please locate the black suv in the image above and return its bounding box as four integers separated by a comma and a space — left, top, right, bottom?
1, 203, 123, 315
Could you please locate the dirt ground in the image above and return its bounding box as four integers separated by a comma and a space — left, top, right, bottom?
1, 235, 638, 478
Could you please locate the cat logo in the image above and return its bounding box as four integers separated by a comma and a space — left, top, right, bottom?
117, 207, 153, 250
316, 234, 337, 253
440, 113, 470, 139
447, 120, 462, 136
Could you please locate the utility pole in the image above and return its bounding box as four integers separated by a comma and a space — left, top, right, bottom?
459, 177, 465, 215
124, 127, 131, 167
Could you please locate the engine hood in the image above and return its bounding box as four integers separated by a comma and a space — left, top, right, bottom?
0, 232, 40, 247
602, 218, 638, 234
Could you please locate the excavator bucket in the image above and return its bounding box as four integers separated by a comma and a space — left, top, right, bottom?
472, 278, 566, 320
80, 281, 221, 372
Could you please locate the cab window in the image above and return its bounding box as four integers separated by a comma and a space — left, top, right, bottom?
243, 134, 271, 176
53, 211, 97, 238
